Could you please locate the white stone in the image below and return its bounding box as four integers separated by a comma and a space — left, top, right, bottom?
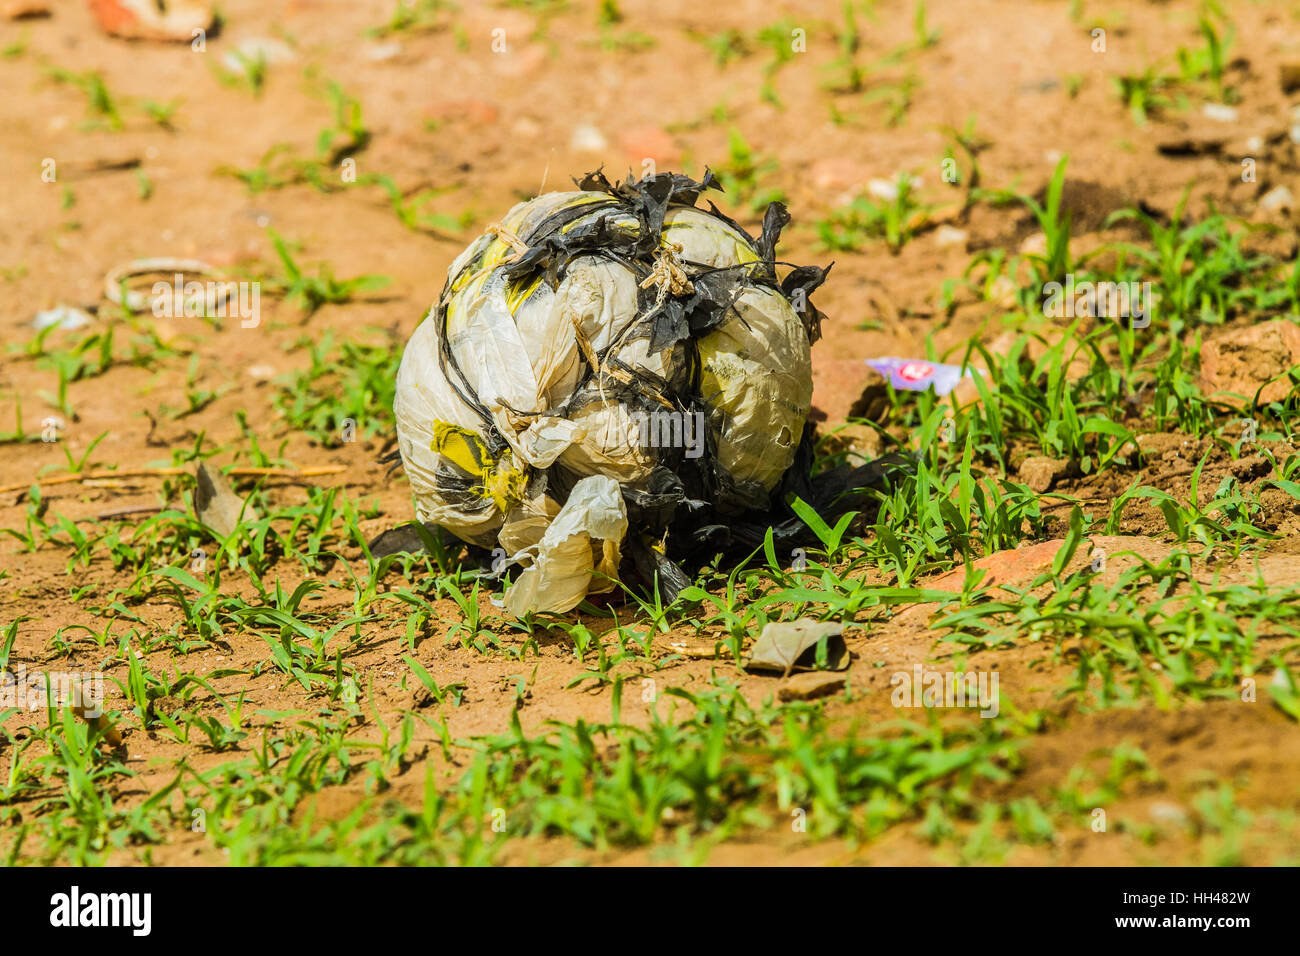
570, 124, 608, 152
935, 225, 968, 247
1259, 186, 1294, 214
1201, 102, 1239, 123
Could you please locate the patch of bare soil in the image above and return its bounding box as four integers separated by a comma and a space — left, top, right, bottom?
2, 0, 1300, 864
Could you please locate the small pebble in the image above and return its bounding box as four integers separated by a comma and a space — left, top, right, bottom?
1201, 102, 1238, 123
1259, 185, 1294, 214
570, 124, 608, 152
33, 305, 93, 332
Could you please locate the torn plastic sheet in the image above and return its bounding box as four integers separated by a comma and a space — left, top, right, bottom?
503, 475, 626, 616
865, 357, 986, 396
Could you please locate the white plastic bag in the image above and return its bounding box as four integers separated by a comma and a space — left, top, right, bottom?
394, 172, 821, 613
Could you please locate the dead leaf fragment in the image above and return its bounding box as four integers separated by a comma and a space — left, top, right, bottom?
70, 681, 122, 747
672, 643, 720, 660
368, 522, 441, 558
193, 462, 256, 538
746, 619, 849, 675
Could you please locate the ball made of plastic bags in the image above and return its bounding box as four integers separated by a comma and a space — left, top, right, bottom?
393, 170, 834, 616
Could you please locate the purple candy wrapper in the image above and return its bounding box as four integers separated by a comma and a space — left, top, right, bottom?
865, 358, 981, 396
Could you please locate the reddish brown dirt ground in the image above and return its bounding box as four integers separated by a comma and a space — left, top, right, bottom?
2, 0, 1300, 865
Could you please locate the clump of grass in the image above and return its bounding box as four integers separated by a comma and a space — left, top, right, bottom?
1177, 13, 1235, 102
754, 17, 801, 107
366, 175, 474, 237
1105, 190, 1290, 327
272, 329, 401, 445
816, 173, 930, 253
46, 68, 123, 130
317, 81, 371, 163
713, 128, 786, 211
976, 155, 1073, 286
211, 49, 270, 97
1114, 12, 1235, 125
218, 80, 371, 193
939, 116, 991, 210
1112, 65, 1176, 126
140, 98, 180, 131
265, 231, 392, 316
823, 0, 867, 93
864, 71, 920, 126
368, 0, 456, 37
912, 1, 940, 49
688, 28, 749, 68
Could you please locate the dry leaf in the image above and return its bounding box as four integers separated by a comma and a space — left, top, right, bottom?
193, 462, 255, 538
746, 619, 849, 675
673, 644, 720, 660
368, 522, 439, 558
70, 682, 122, 747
